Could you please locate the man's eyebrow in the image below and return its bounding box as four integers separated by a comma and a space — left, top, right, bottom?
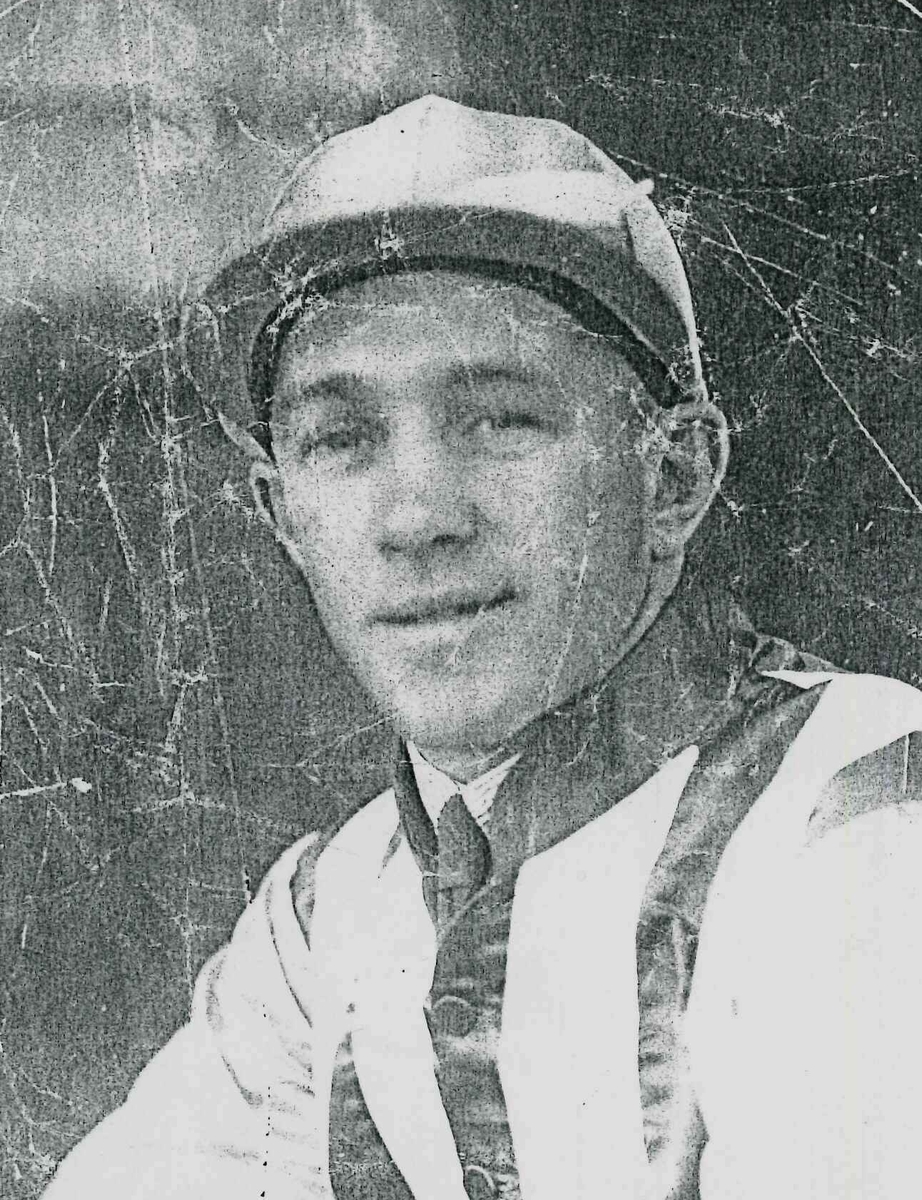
443, 361, 545, 389
278, 370, 371, 408
269, 371, 375, 440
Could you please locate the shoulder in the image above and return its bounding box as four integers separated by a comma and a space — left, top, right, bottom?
688, 678, 922, 1194
810, 724, 922, 840
695, 671, 922, 994
256, 786, 398, 899
799, 677, 922, 926
311, 787, 399, 884
202, 787, 402, 1016
764, 666, 922, 714
288, 787, 400, 935
691, 671, 922, 979
759, 669, 922, 788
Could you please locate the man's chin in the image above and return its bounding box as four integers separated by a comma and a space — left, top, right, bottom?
385, 677, 540, 773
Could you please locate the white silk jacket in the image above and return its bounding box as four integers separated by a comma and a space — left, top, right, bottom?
44, 669, 922, 1200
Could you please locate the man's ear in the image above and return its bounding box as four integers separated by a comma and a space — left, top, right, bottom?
215, 409, 284, 533
247, 456, 314, 579
249, 458, 283, 532
217, 410, 271, 466
649, 398, 729, 559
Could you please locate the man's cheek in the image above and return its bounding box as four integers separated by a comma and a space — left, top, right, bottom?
515, 492, 592, 569
300, 527, 358, 588
300, 553, 363, 634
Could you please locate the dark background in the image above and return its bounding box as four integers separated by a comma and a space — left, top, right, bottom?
1, 1, 920, 1193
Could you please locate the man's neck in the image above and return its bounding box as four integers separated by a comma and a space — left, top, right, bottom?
407, 581, 741, 786
408, 570, 689, 782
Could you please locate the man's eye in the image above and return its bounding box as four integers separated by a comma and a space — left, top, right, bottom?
315, 430, 360, 452
301, 424, 377, 461
465, 409, 554, 448
479, 411, 545, 432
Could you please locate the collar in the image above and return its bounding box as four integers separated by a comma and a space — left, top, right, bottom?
406, 741, 521, 830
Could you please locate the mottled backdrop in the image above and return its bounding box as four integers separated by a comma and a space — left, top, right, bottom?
1, 1, 920, 1195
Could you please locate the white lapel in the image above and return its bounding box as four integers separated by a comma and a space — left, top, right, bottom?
500, 747, 699, 1200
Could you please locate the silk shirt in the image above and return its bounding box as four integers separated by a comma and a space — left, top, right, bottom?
42, 614, 922, 1200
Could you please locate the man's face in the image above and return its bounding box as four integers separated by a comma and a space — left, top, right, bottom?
265, 271, 661, 770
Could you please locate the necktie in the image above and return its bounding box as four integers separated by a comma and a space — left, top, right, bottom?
436, 793, 492, 932
431, 797, 516, 1198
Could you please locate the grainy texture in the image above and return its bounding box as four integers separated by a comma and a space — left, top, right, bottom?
0, 1, 919, 1195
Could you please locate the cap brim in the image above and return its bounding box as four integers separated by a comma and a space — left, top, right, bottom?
181, 205, 699, 433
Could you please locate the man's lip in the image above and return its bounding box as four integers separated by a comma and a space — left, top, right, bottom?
372, 586, 517, 626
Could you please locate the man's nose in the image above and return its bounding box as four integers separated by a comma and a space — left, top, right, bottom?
377, 431, 477, 557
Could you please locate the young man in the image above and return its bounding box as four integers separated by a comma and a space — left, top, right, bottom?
46, 96, 922, 1200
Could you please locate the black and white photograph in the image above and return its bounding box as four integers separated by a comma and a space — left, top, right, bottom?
1, 2, 921, 1197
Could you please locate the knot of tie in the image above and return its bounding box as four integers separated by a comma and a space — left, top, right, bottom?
436, 793, 492, 931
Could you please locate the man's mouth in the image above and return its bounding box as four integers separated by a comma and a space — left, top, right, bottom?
373, 586, 517, 627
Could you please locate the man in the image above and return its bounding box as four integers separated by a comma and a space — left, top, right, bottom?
45, 95, 922, 1200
